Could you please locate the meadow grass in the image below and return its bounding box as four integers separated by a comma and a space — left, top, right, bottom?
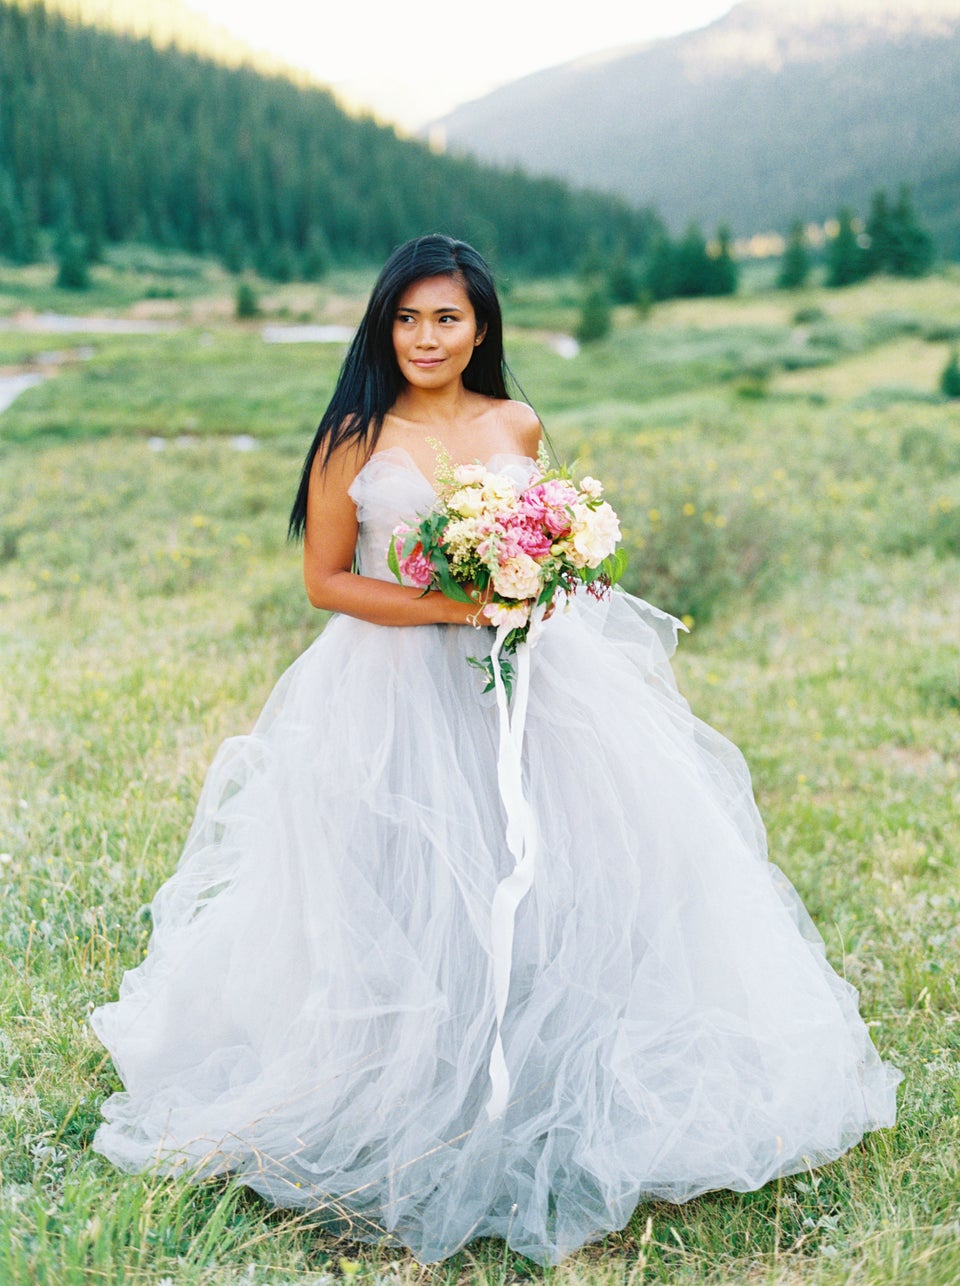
1, 260, 958, 1284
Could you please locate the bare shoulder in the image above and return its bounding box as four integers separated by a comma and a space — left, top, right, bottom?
308, 432, 367, 503
500, 398, 543, 457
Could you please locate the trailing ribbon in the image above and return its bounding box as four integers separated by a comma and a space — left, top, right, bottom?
484, 601, 547, 1121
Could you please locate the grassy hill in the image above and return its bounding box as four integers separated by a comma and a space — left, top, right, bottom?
435, 0, 960, 254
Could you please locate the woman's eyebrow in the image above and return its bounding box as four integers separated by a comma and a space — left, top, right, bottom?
395, 304, 465, 314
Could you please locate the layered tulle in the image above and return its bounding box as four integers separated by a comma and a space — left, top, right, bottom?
90, 452, 900, 1265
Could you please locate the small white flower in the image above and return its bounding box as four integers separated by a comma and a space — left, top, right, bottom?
580, 476, 603, 498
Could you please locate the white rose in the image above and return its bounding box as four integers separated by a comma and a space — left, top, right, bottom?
491, 553, 542, 600
480, 473, 519, 507
570, 501, 621, 568
447, 485, 486, 518
453, 463, 487, 485
579, 476, 603, 498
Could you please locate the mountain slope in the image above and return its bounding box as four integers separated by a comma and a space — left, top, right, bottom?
0, 1, 658, 275
435, 0, 960, 250
9, 0, 303, 79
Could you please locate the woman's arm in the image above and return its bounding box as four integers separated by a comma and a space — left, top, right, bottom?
302, 444, 483, 627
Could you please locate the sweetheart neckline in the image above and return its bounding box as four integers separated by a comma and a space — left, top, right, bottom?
355, 446, 537, 494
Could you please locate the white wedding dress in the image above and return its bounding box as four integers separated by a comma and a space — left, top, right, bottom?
91, 450, 900, 1265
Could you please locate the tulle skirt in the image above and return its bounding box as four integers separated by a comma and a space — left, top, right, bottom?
90, 591, 900, 1264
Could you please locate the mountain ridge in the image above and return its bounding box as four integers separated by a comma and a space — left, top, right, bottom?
434, 0, 960, 252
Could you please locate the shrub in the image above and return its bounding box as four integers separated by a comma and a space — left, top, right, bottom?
940, 350, 960, 399
55, 229, 89, 289
235, 280, 259, 320
575, 286, 612, 344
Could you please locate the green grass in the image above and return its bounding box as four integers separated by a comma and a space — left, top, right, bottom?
1, 256, 959, 1284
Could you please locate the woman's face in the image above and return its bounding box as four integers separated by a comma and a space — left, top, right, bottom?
392, 275, 485, 391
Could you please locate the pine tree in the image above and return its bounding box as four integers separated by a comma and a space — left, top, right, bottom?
826, 209, 868, 287
645, 232, 677, 302
707, 225, 738, 296
864, 190, 892, 275
0, 168, 26, 262
778, 220, 810, 289
575, 284, 612, 344
235, 279, 259, 319
55, 226, 90, 289
941, 349, 960, 399
606, 241, 638, 304
673, 223, 711, 296
889, 185, 934, 277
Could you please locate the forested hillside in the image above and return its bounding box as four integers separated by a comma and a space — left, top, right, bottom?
0, 1, 659, 275
9, 0, 298, 77
436, 0, 960, 255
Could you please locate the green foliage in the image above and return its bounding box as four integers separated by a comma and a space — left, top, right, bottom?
233, 279, 258, 319
54, 227, 90, 290
574, 284, 612, 344
826, 208, 869, 287
605, 241, 640, 304
0, 0, 658, 277
865, 186, 935, 277
0, 165, 39, 263
777, 220, 810, 290
645, 224, 738, 302
940, 349, 960, 399
828, 189, 935, 292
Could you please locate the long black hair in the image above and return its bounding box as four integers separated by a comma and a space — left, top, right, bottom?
288, 234, 513, 539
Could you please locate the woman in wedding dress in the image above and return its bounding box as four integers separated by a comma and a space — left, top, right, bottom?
90, 234, 900, 1266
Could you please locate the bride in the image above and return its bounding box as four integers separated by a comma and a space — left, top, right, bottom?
90, 234, 900, 1266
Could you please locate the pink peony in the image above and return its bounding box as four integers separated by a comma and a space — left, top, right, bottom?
505, 512, 553, 559
521, 479, 578, 537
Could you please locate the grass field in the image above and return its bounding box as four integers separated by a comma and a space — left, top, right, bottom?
1, 253, 959, 1284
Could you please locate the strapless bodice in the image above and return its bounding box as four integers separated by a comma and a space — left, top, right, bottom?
348, 447, 538, 583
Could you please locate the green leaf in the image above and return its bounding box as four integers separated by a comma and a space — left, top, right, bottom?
604, 547, 628, 585
466, 655, 496, 693
466, 653, 514, 700
434, 558, 474, 603
386, 536, 402, 585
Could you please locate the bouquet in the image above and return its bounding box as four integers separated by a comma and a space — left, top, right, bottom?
388, 444, 626, 695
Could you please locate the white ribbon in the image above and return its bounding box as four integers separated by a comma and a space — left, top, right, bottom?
484, 601, 547, 1120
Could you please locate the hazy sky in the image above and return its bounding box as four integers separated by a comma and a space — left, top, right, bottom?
186, 0, 736, 128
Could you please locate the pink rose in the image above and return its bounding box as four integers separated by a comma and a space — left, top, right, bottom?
399, 541, 433, 588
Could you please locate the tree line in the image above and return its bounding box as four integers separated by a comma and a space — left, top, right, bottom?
0, 1, 659, 277
779, 188, 934, 290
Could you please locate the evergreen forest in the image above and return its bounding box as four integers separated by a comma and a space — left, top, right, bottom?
0, 1, 660, 277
